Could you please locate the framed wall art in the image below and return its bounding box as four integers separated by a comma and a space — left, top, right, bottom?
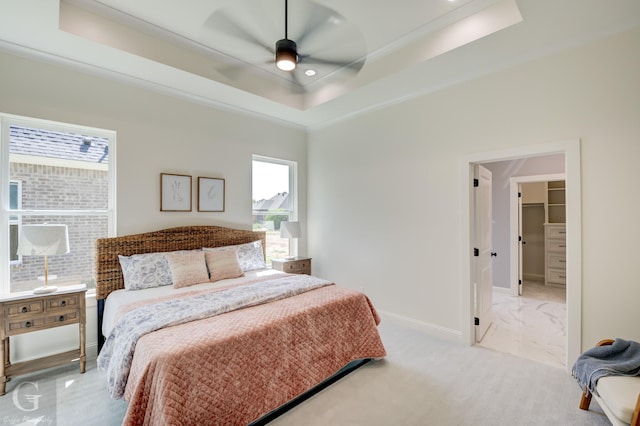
198, 177, 225, 212
160, 173, 192, 211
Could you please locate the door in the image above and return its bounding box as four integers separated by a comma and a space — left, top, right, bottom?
474, 165, 493, 342
517, 183, 523, 295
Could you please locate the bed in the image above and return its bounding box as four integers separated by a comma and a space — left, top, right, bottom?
95, 225, 386, 425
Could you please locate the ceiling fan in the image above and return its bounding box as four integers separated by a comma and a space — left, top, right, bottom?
202, 0, 367, 88
275, 0, 298, 71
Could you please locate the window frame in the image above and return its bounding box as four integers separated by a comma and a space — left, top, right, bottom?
9, 179, 21, 265
0, 113, 117, 294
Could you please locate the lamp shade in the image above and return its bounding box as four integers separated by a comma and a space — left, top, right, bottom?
17, 224, 70, 256
280, 221, 301, 239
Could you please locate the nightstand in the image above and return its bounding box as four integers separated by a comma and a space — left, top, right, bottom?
0, 284, 86, 396
272, 257, 312, 275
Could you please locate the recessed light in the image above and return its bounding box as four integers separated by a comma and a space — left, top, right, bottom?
305, 69, 316, 77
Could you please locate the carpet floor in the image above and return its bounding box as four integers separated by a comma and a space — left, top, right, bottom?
0, 320, 610, 425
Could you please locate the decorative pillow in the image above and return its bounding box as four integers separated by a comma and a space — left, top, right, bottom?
118, 252, 174, 291
205, 249, 245, 282
165, 251, 210, 289
204, 240, 266, 272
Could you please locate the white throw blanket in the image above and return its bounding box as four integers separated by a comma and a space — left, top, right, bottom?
97, 274, 333, 398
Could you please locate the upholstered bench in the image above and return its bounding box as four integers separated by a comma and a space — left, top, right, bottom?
579, 339, 640, 426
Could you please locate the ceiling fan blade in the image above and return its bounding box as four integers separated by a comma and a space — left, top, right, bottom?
295, 4, 338, 48
299, 55, 365, 73
204, 9, 274, 54
288, 71, 306, 93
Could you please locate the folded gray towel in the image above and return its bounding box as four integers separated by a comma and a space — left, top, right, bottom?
572, 338, 640, 393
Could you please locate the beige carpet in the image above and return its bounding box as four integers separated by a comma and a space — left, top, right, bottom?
0, 320, 610, 425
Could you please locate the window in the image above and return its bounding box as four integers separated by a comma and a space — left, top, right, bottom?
252, 156, 297, 265
9, 180, 21, 264
1, 115, 116, 293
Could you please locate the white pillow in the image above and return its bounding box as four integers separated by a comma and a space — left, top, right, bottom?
204, 240, 266, 272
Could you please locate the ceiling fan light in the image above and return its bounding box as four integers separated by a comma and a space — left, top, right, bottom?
276, 38, 298, 71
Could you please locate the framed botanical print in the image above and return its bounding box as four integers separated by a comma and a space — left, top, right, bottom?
198, 177, 225, 212
160, 173, 192, 211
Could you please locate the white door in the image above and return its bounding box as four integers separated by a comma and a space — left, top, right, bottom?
517, 184, 523, 296
474, 165, 493, 342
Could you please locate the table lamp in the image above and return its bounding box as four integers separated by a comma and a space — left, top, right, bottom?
17, 224, 70, 294
280, 221, 301, 260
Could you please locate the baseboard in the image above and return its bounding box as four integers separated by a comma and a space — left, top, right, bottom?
523, 273, 544, 282
87, 342, 99, 359
378, 310, 462, 343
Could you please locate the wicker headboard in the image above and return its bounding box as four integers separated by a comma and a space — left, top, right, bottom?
95, 225, 266, 300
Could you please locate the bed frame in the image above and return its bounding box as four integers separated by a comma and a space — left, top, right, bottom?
95, 225, 265, 349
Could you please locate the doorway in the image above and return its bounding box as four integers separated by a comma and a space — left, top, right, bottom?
478, 173, 567, 367
460, 140, 582, 372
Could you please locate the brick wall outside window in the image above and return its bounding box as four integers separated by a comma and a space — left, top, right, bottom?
10, 162, 108, 292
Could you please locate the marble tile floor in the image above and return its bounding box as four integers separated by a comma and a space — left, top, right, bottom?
477, 280, 567, 369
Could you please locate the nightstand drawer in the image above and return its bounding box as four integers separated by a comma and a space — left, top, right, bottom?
46, 294, 79, 311
7, 317, 46, 332
6, 300, 44, 317
6, 311, 79, 334
283, 261, 310, 274
272, 258, 312, 275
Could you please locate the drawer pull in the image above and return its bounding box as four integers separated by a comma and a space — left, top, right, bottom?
559, 275, 566, 279
58, 315, 65, 322
559, 260, 566, 263
21, 306, 28, 313
558, 245, 566, 248
61, 300, 67, 307
25, 321, 32, 328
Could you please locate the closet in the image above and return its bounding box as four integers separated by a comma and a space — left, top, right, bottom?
544, 181, 566, 287
521, 183, 546, 282
521, 180, 566, 287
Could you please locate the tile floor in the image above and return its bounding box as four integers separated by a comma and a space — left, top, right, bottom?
477, 280, 567, 369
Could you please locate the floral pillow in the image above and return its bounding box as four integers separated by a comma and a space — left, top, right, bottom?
118, 249, 201, 290
204, 240, 266, 272
118, 252, 174, 291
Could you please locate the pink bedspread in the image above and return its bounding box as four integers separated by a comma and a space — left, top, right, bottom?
121, 285, 386, 425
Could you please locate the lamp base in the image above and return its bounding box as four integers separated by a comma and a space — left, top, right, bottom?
33, 285, 58, 294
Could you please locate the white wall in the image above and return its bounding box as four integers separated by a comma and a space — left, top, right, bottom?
0, 50, 307, 359
308, 28, 640, 349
